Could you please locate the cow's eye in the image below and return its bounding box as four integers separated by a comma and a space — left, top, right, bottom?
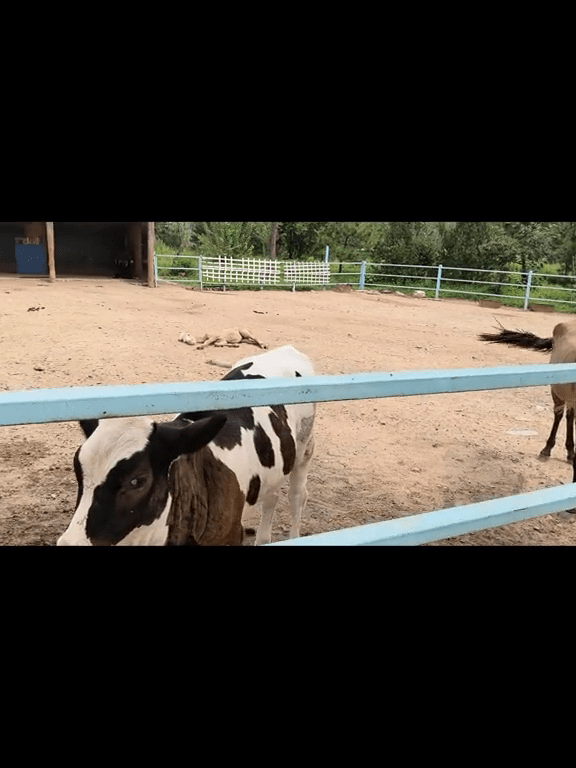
130, 476, 146, 489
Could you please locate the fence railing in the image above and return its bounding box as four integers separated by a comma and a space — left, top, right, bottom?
155, 254, 338, 289
3, 363, 576, 545
365, 263, 576, 309
154, 254, 576, 310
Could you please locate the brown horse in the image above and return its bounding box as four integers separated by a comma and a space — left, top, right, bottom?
479, 322, 576, 474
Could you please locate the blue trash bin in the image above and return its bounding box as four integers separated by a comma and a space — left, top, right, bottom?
15, 243, 48, 275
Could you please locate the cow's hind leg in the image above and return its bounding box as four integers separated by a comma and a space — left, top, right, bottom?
287, 436, 315, 539
254, 490, 279, 546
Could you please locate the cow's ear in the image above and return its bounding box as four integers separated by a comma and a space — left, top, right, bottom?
156, 415, 227, 460
180, 415, 227, 454
79, 419, 99, 438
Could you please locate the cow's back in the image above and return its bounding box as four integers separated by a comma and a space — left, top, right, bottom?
234, 343, 315, 454
234, 344, 314, 378
179, 345, 315, 517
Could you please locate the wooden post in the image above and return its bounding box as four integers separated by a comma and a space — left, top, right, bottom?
147, 222, 155, 287
24, 222, 54, 280
269, 222, 279, 258
45, 222, 56, 282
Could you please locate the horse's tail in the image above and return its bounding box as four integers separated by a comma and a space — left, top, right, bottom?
478, 328, 553, 352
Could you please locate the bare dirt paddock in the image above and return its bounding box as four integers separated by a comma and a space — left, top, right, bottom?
1, 275, 576, 546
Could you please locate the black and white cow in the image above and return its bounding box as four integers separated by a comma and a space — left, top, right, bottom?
57, 345, 315, 546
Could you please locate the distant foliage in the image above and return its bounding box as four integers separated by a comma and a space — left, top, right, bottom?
555, 222, 576, 275
277, 222, 325, 260
154, 222, 576, 280
197, 222, 256, 259
155, 222, 192, 252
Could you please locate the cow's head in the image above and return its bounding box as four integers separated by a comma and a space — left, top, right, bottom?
57, 414, 227, 546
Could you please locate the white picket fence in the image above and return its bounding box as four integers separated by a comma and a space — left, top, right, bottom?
202, 256, 281, 285
284, 261, 330, 284
201, 257, 331, 286
155, 255, 333, 288
154, 254, 576, 310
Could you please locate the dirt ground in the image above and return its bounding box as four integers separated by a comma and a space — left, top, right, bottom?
1, 275, 576, 546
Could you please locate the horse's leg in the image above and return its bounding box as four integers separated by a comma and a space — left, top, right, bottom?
198, 335, 220, 348
566, 407, 575, 462
540, 389, 564, 459
558, 433, 576, 519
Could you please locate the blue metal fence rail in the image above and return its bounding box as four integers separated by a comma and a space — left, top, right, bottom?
3, 364, 576, 544
269, 483, 576, 546
4, 364, 576, 426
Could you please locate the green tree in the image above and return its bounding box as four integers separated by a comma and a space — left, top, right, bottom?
277, 222, 324, 260
197, 222, 256, 259
156, 222, 192, 252
367, 223, 436, 285
411, 222, 443, 265
246, 222, 277, 258
317, 222, 385, 262
372, 222, 412, 264
443, 222, 492, 267
438, 222, 517, 290
501, 222, 562, 277
556, 222, 576, 275
373, 223, 440, 264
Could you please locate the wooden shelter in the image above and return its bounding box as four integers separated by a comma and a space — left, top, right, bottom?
0, 222, 156, 286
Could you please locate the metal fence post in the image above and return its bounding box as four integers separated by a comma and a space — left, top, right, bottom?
198, 255, 203, 290
359, 261, 367, 291
153, 254, 158, 287
435, 264, 443, 299
325, 245, 330, 263
523, 270, 533, 310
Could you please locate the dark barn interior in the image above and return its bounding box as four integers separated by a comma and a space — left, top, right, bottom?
0, 222, 155, 285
